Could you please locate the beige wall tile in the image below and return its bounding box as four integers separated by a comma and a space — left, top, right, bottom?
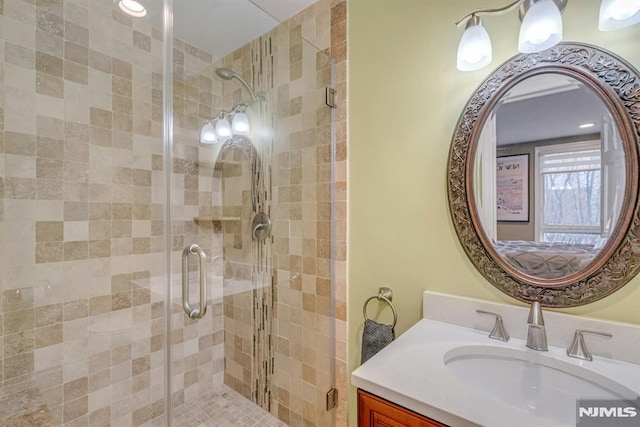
36, 221, 64, 242
4, 308, 35, 334
63, 396, 88, 423
36, 52, 63, 77
4, 330, 35, 358
5, 131, 37, 156
63, 299, 88, 321
4, 352, 35, 380
5, 42, 36, 69
64, 377, 88, 402
36, 323, 63, 348
36, 241, 64, 263
35, 303, 63, 327
36, 28, 63, 57
89, 107, 112, 129
65, 21, 89, 47
65, 41, 89, 66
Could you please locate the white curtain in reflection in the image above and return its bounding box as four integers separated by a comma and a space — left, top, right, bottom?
601, 111, 626, 238
475, 113, 498, 242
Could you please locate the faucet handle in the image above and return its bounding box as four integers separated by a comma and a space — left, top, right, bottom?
567, 329, 613, 361
476, 310, 510, 342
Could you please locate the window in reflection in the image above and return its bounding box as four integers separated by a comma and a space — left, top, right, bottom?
537, 141, 602, 245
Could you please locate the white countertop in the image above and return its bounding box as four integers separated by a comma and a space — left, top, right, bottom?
351, 318, 640, 427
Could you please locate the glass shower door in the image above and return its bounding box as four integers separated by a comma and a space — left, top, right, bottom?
167, 1, 337, 426
0, 0, 169, 425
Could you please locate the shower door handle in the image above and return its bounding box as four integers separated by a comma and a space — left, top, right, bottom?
182, 244, 207, 319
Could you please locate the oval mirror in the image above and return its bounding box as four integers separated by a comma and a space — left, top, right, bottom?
448, 43, 640, 307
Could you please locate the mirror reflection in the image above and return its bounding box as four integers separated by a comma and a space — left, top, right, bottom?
473, 74, 625, 279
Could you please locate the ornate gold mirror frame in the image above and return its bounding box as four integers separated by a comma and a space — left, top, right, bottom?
447, 42, 640, 307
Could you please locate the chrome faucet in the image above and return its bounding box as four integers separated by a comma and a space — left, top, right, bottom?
567, 329, 613, 361
526, 301, 548, 351
476, 310, 510, 342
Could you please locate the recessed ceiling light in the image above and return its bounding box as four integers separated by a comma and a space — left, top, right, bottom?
118, 0, 147, 18
579, 123, 595, 129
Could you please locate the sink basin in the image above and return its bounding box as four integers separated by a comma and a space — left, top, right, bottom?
444, 345, 638, 425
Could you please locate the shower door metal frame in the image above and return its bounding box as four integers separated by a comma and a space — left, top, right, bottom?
162, 0, 174, 424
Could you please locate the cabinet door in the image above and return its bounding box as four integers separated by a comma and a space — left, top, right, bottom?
358, 389, 447, 427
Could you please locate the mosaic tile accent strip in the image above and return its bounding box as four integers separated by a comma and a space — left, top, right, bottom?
249, 35, 275, 412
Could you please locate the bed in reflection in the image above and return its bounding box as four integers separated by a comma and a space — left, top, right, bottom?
494, 240, 599, 279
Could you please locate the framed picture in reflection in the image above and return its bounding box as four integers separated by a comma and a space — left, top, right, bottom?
497, 154, 529, 222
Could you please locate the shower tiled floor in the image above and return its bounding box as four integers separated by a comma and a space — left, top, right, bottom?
173, 385, 286, 427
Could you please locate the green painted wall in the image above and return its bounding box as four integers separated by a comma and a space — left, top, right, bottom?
348, 0, 640, 424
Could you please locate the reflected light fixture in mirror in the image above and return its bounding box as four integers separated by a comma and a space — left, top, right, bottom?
215, 116, 232, 139
232, 112, 250, 135
199, 106, 251, 145
117, 0, 147, 18
456, 0, 640, 71
200, 121, 217, 144
599, 0, 640, 30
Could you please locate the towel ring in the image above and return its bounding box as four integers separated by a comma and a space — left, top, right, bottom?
363, 287, 397, 329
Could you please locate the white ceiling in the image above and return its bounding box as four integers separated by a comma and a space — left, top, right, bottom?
250, 0, 318, 22
146, 0, 318, 58
496, 75, 608, 146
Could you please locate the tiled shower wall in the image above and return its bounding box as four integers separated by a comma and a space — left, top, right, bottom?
0, 1, 347, 426
0, 0, 224, 425
214, 0, 349, 425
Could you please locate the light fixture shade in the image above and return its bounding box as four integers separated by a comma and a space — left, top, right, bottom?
215, 117, 232, 139
457, 18, 493, 71
232, 112, 250, 135
518, 0, 563, 53
118, 0, 147, 18
199, 121, 217, 144
599, 0, 640, 30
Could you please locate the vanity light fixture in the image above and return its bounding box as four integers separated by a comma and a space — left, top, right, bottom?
599, 0, 640, 30
457, 16, 493, 71
518, 0, 564, 53
456, 0, 640, 71
117, 0, 147, 18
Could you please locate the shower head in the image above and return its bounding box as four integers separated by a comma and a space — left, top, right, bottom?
215, 68, 237, 80
215, 67, 259, 104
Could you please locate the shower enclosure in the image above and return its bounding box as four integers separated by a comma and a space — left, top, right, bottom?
0, 0, 337, 425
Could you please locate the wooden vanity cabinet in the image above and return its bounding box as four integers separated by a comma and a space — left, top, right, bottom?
358, 389, 447, 427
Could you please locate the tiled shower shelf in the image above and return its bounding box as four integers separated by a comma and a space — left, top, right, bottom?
213, 160, 243, 169
193, 216, 242, 224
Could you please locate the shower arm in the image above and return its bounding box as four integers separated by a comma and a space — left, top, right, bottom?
229, 74, 261, 105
